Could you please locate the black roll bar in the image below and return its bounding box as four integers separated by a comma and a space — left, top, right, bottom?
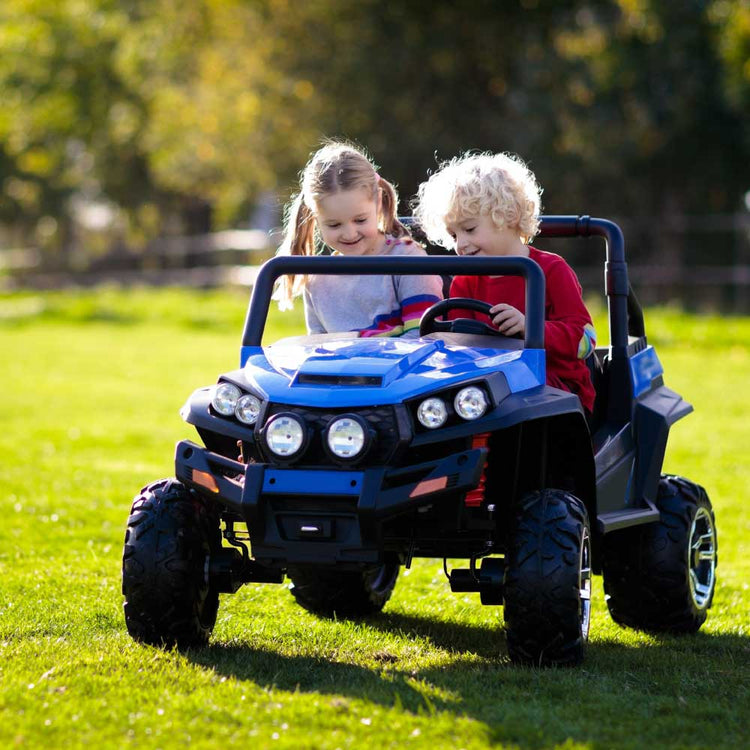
539, 215, 644, 355
242, 255, 546, 349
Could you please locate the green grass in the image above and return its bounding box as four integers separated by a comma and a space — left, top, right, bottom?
1, 288, 748, 749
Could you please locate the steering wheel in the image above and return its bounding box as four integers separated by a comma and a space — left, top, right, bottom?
419, 298, 503, 337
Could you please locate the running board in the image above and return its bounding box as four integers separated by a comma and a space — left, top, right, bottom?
598, 505, 659, 534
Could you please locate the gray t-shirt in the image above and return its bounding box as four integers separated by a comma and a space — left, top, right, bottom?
303, 239, 443, 338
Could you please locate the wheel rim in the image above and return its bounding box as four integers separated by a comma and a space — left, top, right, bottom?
366, 563, 398, 594
579, 526, 592, 638
688, 507, 716, 609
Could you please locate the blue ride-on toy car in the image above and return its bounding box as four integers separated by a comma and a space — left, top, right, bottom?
121, 215, 717, 666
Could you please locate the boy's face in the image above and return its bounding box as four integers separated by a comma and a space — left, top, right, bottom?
315, 187, 383, 256
446, 214, 527, 257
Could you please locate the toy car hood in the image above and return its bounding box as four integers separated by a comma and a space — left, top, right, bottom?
236, 336, 545, 407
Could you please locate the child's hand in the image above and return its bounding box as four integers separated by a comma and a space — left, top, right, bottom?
489, 303, 525, 336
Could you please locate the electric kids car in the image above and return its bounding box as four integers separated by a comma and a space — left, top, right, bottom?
121, 215, 717, 666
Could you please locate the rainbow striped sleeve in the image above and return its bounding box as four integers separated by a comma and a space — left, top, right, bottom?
358, 293, 440, 338
359, 308, 405, 338
577, 323, 597, 359
401, 294, 441, 333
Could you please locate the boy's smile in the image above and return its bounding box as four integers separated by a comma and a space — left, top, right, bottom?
447, 214, 529, 258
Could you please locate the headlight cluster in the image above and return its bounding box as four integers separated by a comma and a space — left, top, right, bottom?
211, 382, 261, 425
262, 412, 371, 460
211, 383, 372, 462
416, 385, 489, 429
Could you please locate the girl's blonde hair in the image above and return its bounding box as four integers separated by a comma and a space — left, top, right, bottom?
413, 151, 543, 250
275, 140, 409, 309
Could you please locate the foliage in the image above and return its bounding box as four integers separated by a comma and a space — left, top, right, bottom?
0, 1, 749, 245
551, 1, 749, 215
709, 0, 750, 140
0, 1, 157, 237
0, 287, 748, 748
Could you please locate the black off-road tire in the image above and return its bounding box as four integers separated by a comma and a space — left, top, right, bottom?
288, 563, 399, 617
503, 489, 592, 667
122, 478, 222, 648
603, 474, 717, 633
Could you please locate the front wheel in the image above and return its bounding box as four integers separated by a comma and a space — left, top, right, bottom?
122, 479, 221, 648
603, 475, 717, 633
503, 489, 592, 667
287, 563, 399, 617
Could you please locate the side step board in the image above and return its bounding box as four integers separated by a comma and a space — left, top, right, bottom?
598, 504, 659, 534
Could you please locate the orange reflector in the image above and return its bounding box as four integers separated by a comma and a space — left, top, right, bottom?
192, 470, 219, 493
410, 476, 448, 498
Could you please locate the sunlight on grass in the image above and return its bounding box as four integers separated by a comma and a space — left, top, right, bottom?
0, 288, 747, 749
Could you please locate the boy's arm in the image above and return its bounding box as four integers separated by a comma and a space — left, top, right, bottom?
544, 262, 597, 362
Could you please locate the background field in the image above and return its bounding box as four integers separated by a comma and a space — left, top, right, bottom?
1, 287, 748, 749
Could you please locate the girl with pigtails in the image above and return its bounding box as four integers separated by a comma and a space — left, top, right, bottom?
274, 141, 443, 337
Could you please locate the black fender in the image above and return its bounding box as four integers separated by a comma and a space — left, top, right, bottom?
474, 386, 597, 538
632, 383, 693, 506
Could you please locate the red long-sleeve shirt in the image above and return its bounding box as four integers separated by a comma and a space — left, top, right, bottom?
449, 247, 596, 413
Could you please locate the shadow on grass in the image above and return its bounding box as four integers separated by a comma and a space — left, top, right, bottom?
370, 610, 505, 659
184, 612, 748, 747
187, 611, 509, 714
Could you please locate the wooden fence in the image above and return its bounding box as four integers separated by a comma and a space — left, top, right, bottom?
2, 216, 749, 312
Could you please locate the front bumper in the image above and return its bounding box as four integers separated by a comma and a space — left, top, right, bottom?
175, 439, 487, 565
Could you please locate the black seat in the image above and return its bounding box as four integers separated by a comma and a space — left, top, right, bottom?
585, 351, 608, 431
403, 217, 453, 297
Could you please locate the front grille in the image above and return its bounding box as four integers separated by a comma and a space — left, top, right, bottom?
263, 402, 403, 465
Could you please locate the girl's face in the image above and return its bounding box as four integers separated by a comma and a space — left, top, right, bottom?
446, 213, 527, 258
314, 187, 384, 256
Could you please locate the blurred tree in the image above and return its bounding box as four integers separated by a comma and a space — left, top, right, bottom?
709, 0, 750, 148
548, 1, 749, 215
0, 0, 165, 254
115, 0, 329, 228
1, 0, 747, 260
126, 0, 586, 217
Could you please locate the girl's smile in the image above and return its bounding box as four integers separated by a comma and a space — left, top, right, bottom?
315, 187, 384, 256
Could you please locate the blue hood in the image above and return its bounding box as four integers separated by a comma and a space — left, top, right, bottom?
236, 337, 545, 407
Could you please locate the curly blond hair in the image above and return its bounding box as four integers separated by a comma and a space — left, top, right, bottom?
413, 152, 543, 249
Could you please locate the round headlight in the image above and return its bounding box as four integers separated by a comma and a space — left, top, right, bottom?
235, 394, 261, 425
264, 413, 305, 457
454, 386, 488, 420
326, 416, 367, 459
417, 397, 448, 429
212, 383, 241, 416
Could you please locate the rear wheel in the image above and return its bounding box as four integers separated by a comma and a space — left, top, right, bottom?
122, 479, 221, 648
503, 489, 592, 667
288, 563, 399, 617
603, 475, 717, 632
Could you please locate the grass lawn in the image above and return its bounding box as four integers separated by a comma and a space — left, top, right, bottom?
0, 287, 748, 749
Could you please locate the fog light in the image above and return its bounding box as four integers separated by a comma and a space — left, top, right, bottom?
212, 383, 241, 416
326, 416, 367, 458
454, 386, 488, 420
417, 397, 448, 429
235, 394, 261, 425
264, 413, 305, 457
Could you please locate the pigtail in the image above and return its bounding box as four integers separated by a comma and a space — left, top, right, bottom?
275, 141, 409, 312
378, 177, 410, 239
273, 192, 317, 310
